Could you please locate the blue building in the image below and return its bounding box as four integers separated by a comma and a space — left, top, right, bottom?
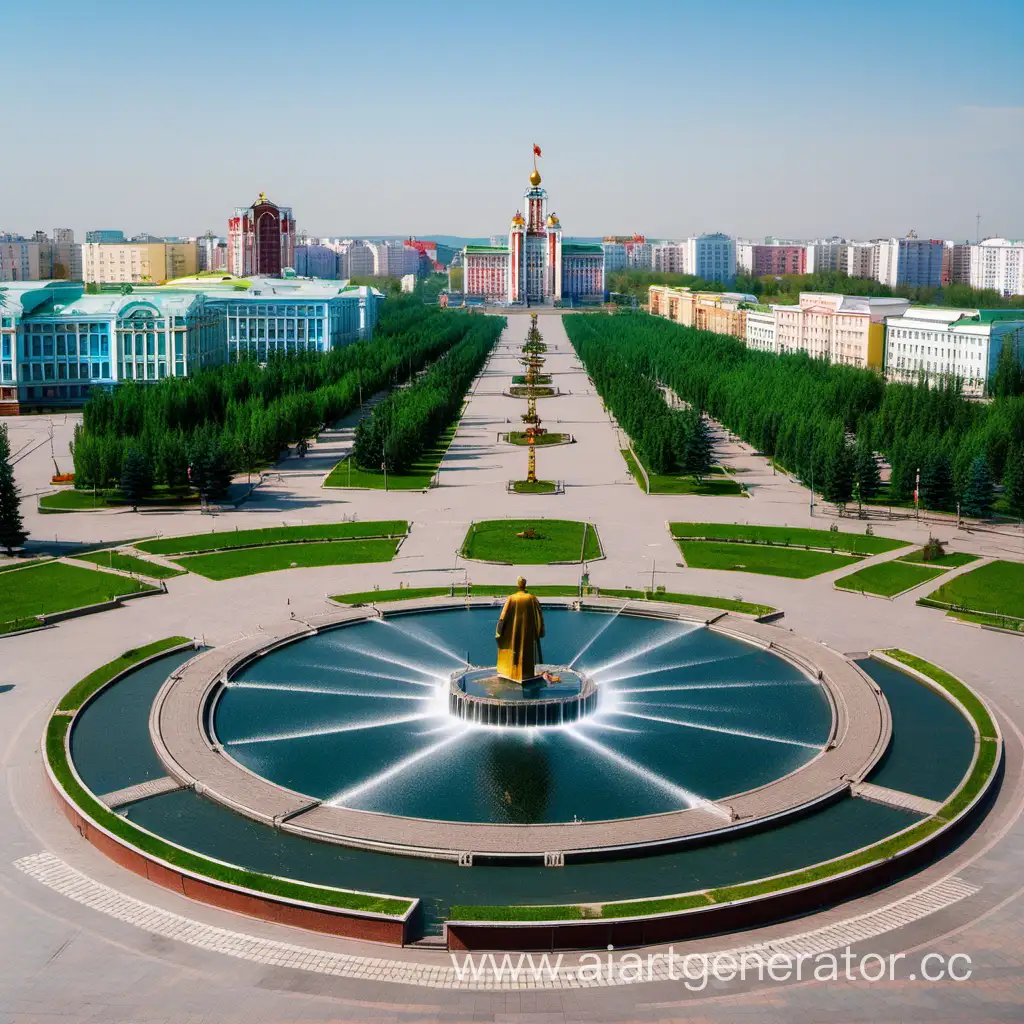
878, 238, 944, 289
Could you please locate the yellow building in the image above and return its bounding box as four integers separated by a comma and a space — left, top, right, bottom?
82, 242, 199, 285
648, 285, 752, 339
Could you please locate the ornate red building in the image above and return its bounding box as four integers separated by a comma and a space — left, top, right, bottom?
228, 192, 295, 277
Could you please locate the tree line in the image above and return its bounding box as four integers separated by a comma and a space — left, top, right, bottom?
562, 318, 713, 479
353, 316, 504, 473
563, 312, 1024, 518
71, 298, 489, 500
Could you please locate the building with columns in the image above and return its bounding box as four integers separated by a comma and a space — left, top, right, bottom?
462, 156, 603, 304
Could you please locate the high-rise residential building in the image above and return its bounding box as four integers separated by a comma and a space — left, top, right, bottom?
839, 243, 877, 281
876, 237, 944, 288
685, 233, 736, 284
773, 293, 909, 369
81, 242, 199, 285
85, 230, 125, 244
227, 192, 295, 277
33, 229, 82, 281
0, 236, 41, 281
805, 240, 846, 274
339, 240, 375, 278
949, 242, 972, 285
969, 238, 1024, 296
368, 240, 416, 278
884, 308, 1024, 396
294, 244, 340, 279
652, 243, 687, 273
197, 233, 228, 272
602, 242, 627, 274
735, 243, 806, 277
462, 158, 603, 304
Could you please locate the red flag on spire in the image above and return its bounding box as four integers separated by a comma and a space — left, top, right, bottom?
533, 144, 542, 157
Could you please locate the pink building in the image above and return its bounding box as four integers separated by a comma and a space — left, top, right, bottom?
748, 244, 806, 276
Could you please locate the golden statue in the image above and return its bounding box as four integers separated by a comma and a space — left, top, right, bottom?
495, 577, 545, 682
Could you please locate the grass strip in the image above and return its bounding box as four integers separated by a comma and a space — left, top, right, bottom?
623, 450, 744, 496
600, 893, 713, 918
677, 540, 859, 579
670, 522, 903, 555
507, 431, 568, 446
78, 550, 186, 579
707, 818, 945, 903
880, 650, 998, 740
834, 560, 944, 597
0, 561, 153, 626
330, 585, 773, 616
448, 904, 586, 922
324, 422, 459, 490
511, 480, 558, 494
946, 609, 1024, 633
174, 539, 400, 581
136, 521, 408, 556
57, 636, 192, 711
47, 717, 411, 915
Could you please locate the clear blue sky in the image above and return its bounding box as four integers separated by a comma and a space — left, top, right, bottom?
3, 0, 1022, 242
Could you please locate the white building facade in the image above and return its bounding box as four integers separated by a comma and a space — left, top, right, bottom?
884, 308, 1024, 396
969, 238, 1024, 297
744, 307, 777, 353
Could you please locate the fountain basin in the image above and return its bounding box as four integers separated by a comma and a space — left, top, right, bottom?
449, 666, 597, 727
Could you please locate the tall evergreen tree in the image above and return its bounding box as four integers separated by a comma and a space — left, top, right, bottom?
681, 412, 714, 481
960, 455, 995, 518
920, 452, 955, 512
0, 424, 27, 554
991, 338, 1023, 398
1005, 445, 1024, 519
822, 438, 855, 507
854, 437, 881, 501
120, 445, 153, 511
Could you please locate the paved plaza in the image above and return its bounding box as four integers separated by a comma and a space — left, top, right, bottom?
1, 313, 1023, 1022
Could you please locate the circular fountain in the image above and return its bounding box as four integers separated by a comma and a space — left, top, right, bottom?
448, 666, 597, 727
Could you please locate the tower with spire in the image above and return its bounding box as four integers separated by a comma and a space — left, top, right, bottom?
461, 146, 601, 305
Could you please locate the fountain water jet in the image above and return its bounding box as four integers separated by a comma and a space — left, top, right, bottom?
614, 709, 823, 749
225, 712, 432, 747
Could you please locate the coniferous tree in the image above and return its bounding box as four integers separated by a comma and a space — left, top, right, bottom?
920, 452, 955, 512
681, 412, 714, 481
854, 436, 881, 501
120, 445, 153, 510
991, 339, 1023, 398
822, 437, 855, 507
960, 455, 995, 518
1004, 445, 1024, 519
0, 424, 27, 554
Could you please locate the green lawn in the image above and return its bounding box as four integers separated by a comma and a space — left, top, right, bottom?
677, 540, 859, 578
670, 522, 904, 555
324, 423, 458, 490
174, 539, 400, 580
0, 561, 153, 625
78, 550, 186, 579
40, 486, 200, 512
0, 559, 48, 574
922, 560, 1024, 620
460, 520, 602, 564
508, 386, 555, 398
899, 548, 979, 568
622, 450, 744, 496
331, 585, 773, 616
507, 431, 568, 446
947, 609, 1024, 633
511, 480, 558, 493
136, 521, 407, 556
834, 559, 945, 597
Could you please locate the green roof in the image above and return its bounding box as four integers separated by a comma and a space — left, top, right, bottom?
562, 243, 603, 254
953, 310, 1024, 325
464, 245, 508, 253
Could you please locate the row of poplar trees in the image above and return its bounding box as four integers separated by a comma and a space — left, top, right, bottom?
69, 299, 487, 501
564, 312, 1024, 518
353, 317, 505, 473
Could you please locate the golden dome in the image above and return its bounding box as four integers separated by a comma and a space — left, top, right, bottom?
546, 213, 559, 227
511, 212, 525, 226
529, 169, 541, 186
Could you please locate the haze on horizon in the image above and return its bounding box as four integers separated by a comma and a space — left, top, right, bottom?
3, 0, 1022, 244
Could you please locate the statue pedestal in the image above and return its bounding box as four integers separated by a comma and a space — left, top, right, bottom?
448, 666, 597, 728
